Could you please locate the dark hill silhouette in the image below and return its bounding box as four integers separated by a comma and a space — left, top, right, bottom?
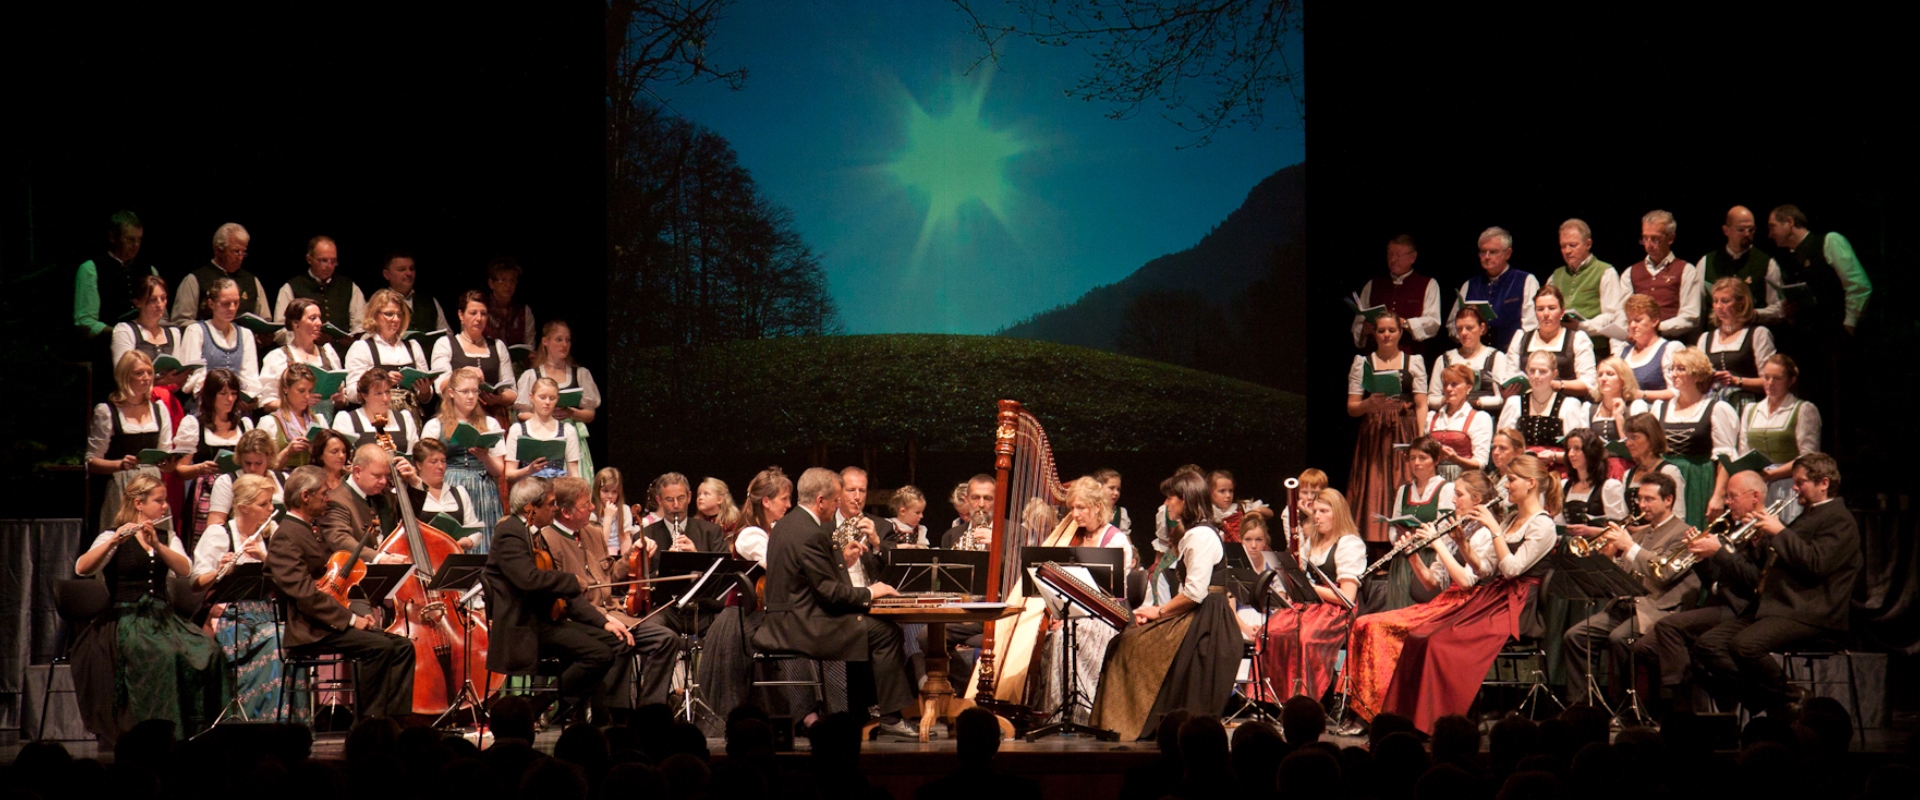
997, 162, 1304, 392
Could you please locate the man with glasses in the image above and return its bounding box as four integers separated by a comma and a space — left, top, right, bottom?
1446, 226, 1539, 352
172, 222, 272, 328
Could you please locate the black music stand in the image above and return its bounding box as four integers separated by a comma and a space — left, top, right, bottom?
884, 549, 989, 596
425, 554, 490, 730
1019, 547, 1124, 598
1264, 551, 1330, 703
1026, 563, 1120, 742
651, 554, 746, 725
1545, 546, 1650, 725
196, 564, 269, 735
353, 564, 412, 607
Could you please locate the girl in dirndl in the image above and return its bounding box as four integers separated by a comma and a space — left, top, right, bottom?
1258, 489, 1365, 703
1367, 437, 1456, 614
1348, 311, 1428, 542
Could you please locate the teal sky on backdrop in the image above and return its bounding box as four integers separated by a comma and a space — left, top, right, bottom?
649, 0, 1304, 335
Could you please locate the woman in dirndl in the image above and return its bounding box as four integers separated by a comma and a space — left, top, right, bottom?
1735, 354, 1822, 519
1258, 488, 1365, 703
1367, 437, 1456, 615
1428, 363, 1492, 483
174, 368, 253, 550
1587, 356, 1649, 481
1497, 351, 1588, 475
1347, 311, 1428, 542
1698, 277, 1775, 415
189, 474, 286, 721
1651, 348, 1740, 527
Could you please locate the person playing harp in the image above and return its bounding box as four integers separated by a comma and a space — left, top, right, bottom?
1025, 477, 1136, 727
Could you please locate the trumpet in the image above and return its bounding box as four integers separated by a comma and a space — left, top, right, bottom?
1648, 497, 1791, 581
1566, 521, 1626, 557
954, 509, 991, 551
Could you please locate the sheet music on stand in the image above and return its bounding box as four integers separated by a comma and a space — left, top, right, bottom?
426, 554, 488, 600
655, 552, 756, 608
1020, 546, 1123, 620
354, 564, 412, 604
1263, 551, 1323, 611
1543, 548, 1649, 603
205, 563, 269, 605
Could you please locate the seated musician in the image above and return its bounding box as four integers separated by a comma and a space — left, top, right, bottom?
264, 465, 415, 721
1644, 470, 1767, 715
1561, 472, 1700, 704
1206, 469, 1274, 543
542, 476, 679, 716
1694, 453, 1861, 718
1260, 488, 1365, 706
1031, 475, 1136, 725
1089, 469, 1240, 741
836, 467, 888, 585
642, 472, 729, 638
940, 474, 996, 549
483, 476, 636, 725
750, 467, 920, 741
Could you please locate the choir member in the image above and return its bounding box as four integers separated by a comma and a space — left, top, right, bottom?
1696, 206, 1785, 326
1497, 351, 1588, 470
257, 365, 323, 470
1427, 363, 1494, 483
1561, 471, 1700, 704
1259, 488, 1364, 702
110, 276, 189, 413
1614, 210, 1703, 343
73, 210, 156, 342
1507, 284, 1597, 398
884, 484, 931, 548
1651, 348, 1739, 526
171, 223, 270, 328
1371, 437, 1456, 613
432, 290, 518, 410
1619, 413, 1687, 527
1206, 468, 1273, 543
1031, 476, 1137, 725
1349, 471, 1498, 723
506, 377, 579, 480
406, 438, 484, 551
1089, 469, 1240, 741
1095, 468, 1132, 536
176, 277, 263, 400
1376, 454, 1560, 732
1619, 294, 1680, 402
1698, 277, 1776, 412
1549, 218, 1623, 360
419, 367, 509, 551
87, 351, 179, 533
515, 319, 600, 477
1586, 356, 1649, 479
333, 367, 419, 454
205, 429, 283, 530
378, 251, 449, 336
1427, 304, 1511, 413
1557, 428, 1627, 531
310, 428, 354, 495
175, 368, 254, 544
1446, 227, 1539, 352
72, 473, 231, 743
483, 256, 539, 357
592, 467, 644, 559
342, 289, 434, 408
259, 298, 345, 414
697, 476, 743, 539
1694, 453, 1860, 718
1736, 354, 1823, 518
1766, 205, 1873, 338
189, 473, 283, 720
272, 236, 365, 349
266, 465, 415, 722
1348, 310, 1428, 541
1349, 234, 1442, 355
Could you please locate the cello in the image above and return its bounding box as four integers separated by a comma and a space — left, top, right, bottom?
371, 417, 503, 718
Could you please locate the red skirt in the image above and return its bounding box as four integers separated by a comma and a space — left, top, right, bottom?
1347, 586, 1480, 721
1380, 577, 1538, 732
1349, 407, 1417, 542
1256, 602, 1352, 703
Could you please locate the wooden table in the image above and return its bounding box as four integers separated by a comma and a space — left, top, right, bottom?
872, 603, 1022, 742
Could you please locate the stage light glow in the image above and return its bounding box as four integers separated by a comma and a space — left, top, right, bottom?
887, 73, 1026, 252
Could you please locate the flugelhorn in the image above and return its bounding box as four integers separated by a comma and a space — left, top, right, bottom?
955, 509, 991, 551
1566, 521, 1626, 557
1648, 497, 1790, 581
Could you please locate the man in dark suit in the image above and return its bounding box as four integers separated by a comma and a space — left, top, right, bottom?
318, 444, 417, 549
264, 466, 415, 720
1562, 472, 1701, 702
940, 474, 996, 549
751, 467, 918, 739
484, 476, 635, 724
1647, 470, 1768, 713
1696, 453, 1861, 717
642, 472, 729, 557
542, 476, 679, 713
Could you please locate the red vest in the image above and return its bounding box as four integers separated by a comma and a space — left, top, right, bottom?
1629, 258, 1688, 322
1368, 272, 1432, 322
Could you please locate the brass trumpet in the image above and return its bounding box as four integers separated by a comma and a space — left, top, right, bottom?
1648, 497, 1791, 581
1566, 522, 1626, 557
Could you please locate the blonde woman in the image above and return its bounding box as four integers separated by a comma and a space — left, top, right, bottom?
86, 351, 184, 533
1031, 476, 1136, 725
257, 364, 322, 470
1650, 347, 1740, 526
342, 288, 434, 407
1697, 277, 1775, 412
419, 367, 508, 550
190, 474, 283, 719
504, 377, 579, 480
1259, 488, 1365, 704
205, 428, 284, 530
1587, 356, 1649, 479
516, 320, 600, 478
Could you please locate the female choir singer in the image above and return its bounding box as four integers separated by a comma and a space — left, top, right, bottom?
1619, 294, 1678, 402
1587, 357, 1648, 479
1428, 364, 1493, 481
432, 290, 518, 416
1259, 488, 1365, 702
1620, 413, 1687, 526
87, 351, 180, 533
332, 367, 418, 454
72, 474, 231, 744
1090, 469, 1240, 741
1427, 304, 1510, 412
1735, 354, 1822, 518
174, 368, 254, 545
407, 438, 485, 551
505, 377, 579, 480
176, 277, 262, 401
1698, 277, 1775, 412
1348, 311, 1429, 541
1497, 351, 1587, 470
205, 429, 283, 530
1652, 348, 1739, 525
420, 367, 508, 551
516, 320, 600, 478
1558, 428, 1627, 531
342, 289, 434, 410
257, 365, 322, 470
1506, 285, 1597, 398
109, 275, 188, 416
258, 298, 344, 414
1372, 437, 1456, 613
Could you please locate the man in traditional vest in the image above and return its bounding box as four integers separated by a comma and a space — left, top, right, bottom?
1349, 234, 1441, 358
1607, 210, 1701, 351
379, 250, 448, 336
170, 222, 272, 328
1766, 205, 1871, 339
1550, 218, 1623, 360
1446, 226, 1538, 353
1696, 206, 1784, 326
273, 235, 365, 348
72, 209, 156, 341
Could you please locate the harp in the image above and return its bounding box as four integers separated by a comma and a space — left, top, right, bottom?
967, 400, 1072, 712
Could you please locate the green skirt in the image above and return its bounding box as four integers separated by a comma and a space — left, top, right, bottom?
1664, 453, 1715, 529
115, 595, 233, 739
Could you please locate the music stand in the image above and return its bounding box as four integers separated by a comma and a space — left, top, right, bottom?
1263, 551, 1329, 703
1019, 547, 1124, 598
650, 553, 747, 725
884, 549, 989, 596
1026, 564, 1120, 742
425, 554, 490, 731
353, 564, 412, 606
195, 564, 269, 735
1545, 546, 1651, 726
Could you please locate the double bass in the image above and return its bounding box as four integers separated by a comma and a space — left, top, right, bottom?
370, 417, 504, 717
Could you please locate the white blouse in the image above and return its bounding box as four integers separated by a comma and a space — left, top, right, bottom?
505, 417, 581, 467
1650, 397, 1742, 460
1427, 404, 1493, 466
1556, 478, 1628, 525
343, 335, 429, 404
419, 416, 509, 459
734, 524, 770, 567
1497, 393, 1590, 439
1696, 326, 1777, 377
1586, 397, 1651, 433
1391, 475, 1456, 519
88, 402, 184, 460
256, 410, 324, 449
1175, 523, 1227, 604
259, 343, 342, 406
177, 321, 262, 396
82, 529, 188, 577
331, 408, 420, 449
1428, 347, 1512, 410
418, 482, 481, 530
190, 519, 275, 578
109, 322, 180, 368
514, 364, 604, 413
1495, 512, 1558, 578
208, 470, 285, 516
1306, 534, 1368, 584
1736, 395, 1822, 464
430, 333, 516, 393
1506, 327, 1598, 395
174, 415, 254, 460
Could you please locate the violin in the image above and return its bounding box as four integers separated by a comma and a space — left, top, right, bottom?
316, 521, 380, 608
624, 529, 651, 617
532, 541, 569, 621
